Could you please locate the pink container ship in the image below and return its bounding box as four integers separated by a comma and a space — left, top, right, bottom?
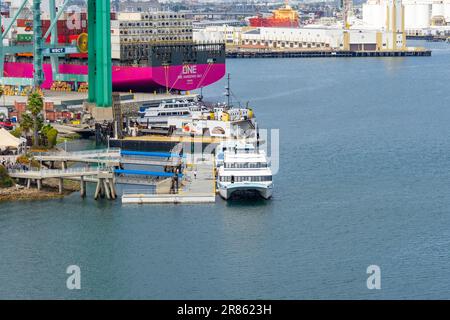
5, 11, 226, 92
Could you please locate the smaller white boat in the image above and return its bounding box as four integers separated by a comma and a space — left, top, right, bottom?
138, 100, 206, 126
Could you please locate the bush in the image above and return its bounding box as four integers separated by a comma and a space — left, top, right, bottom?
10, 127, 22, 138
46, 128, 58, 148
0, 165, 13, 188
16, 154, 40, 168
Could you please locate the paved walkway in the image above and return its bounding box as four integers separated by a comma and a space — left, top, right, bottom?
121, 157, 217, 204
182, 158, 216, 196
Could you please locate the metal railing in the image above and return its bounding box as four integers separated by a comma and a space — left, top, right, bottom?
8, 167, 107, 176
35, 148, 121, 158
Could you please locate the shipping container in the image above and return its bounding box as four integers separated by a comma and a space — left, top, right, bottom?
44, 102, 55, 112
14, 102, 26, 113
17, 34, 33, 42
45, 112, 56, 122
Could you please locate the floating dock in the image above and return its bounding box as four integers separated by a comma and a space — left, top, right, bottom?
121, 157, 216, 204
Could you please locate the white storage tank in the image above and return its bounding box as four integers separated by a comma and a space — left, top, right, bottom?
414, 3, 431, 28
432, 1, 445, 17
444, 1, 450, 21
404, 4, 417, 29
362, 2, 385, 29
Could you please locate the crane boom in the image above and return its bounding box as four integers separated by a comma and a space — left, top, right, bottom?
341, 0, 353, 30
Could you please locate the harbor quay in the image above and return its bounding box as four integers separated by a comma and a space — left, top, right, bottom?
226, 49, 432, 59
6, 147, 217, 204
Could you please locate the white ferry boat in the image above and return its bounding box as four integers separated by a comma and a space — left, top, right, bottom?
138, 100, 206, 126
217, 147, 273, 200
215, 141, 256, 168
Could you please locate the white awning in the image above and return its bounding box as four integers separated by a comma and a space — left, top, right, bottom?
0, 128, 25, 150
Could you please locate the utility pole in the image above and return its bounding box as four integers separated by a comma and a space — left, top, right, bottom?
225, 73, 231, 107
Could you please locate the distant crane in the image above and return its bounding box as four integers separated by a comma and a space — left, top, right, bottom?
341, 0, 353, 30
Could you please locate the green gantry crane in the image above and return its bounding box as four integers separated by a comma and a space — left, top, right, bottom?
0, 0, 112, 107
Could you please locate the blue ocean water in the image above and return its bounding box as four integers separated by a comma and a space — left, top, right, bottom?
1, 41, 450, 299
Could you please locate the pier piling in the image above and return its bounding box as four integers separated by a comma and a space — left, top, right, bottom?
58, 178, 63, 194
80, 177, 86, 198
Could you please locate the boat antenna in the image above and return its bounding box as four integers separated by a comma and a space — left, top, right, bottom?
225, 73, 231, 107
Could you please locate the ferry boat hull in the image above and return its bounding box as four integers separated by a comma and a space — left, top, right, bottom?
4, 62, 226, 92
218, 182, 273, 200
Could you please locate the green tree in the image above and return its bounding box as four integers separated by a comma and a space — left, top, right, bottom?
0, 165, 13, 189
27, 91, 44, 147
10, 127, 23, 138
40, 124, 58, 148
46, 128, 58, 148
20, 113, 34, 136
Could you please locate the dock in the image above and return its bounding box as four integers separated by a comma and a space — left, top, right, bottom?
7, 148, 216, 204
226, 49, 432, 59
121, 157, 216, 204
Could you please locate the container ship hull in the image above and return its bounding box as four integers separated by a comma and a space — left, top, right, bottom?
3, 61, 226, 92
5, 12, 226, 92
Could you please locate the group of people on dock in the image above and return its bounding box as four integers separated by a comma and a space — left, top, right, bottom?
0, 159, 28, 172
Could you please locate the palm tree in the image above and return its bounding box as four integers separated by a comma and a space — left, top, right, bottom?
0, 85, 5, 110
20, 113, 34, 136
27, 90, 44, 147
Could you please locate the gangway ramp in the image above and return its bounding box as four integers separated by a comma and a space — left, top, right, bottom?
34, 149, 183, 167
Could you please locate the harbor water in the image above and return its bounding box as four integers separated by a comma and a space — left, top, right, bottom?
2, 41, 450, 299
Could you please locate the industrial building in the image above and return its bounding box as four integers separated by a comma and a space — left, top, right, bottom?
196, 25, 410, 52
194, 25, 244, 47
194, 0, 421, 53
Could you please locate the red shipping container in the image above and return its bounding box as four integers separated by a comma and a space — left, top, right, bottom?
17, 19, 32, 28
45, 112, 56, 122
14, 102, 26, 113
62, 112, 72, 119
44, 102, 55, 112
